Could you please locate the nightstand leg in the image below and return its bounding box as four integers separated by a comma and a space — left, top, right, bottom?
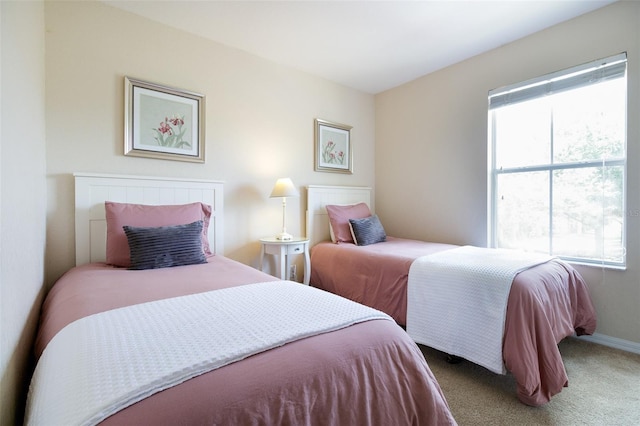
303, 243, 310, 285
285, 255, 291, 281
279, 245, 287, 280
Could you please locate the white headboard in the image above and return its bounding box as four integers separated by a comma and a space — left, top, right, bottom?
74, 172, 224, 266
306, 185, 372, 247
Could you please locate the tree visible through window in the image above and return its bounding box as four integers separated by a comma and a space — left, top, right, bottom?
488, 53, 627, 267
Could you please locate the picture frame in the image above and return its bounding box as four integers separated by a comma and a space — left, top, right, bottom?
314, 118, 353, 174
124, 77, 205, 163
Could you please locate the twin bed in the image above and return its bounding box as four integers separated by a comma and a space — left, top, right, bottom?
25, 174, 457, 425
307, 185, 597, 407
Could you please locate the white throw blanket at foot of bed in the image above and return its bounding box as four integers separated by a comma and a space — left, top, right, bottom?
407, 246, 553, 374
26, 281, 391, 426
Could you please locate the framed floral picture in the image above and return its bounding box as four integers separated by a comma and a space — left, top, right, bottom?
124, 77, 205, 163
314, 118, 352, 174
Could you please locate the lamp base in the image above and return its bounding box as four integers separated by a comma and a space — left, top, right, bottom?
275, 232, 293, 241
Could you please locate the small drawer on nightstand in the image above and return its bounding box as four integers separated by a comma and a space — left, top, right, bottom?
286, 243, 305, 255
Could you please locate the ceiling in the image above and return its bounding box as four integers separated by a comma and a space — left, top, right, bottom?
103, 0, 617, 94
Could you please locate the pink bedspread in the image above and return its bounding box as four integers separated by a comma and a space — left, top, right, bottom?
310, 237, 597, 406
32, 256, 457, 425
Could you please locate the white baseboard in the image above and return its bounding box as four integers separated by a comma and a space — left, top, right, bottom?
576, 333, 640, 355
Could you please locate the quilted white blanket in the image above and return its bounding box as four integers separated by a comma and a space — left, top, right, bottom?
407, 246, 553, 374
26, 281, 391, 426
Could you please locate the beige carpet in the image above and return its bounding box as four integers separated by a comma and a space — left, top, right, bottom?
419, 337, 640, 425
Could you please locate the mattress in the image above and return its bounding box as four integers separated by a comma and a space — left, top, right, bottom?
28, 255, 457, 425
310, 237, 597, 406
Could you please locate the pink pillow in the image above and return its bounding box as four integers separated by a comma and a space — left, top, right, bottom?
325, 203, 371, 244
105, 201, 212, 267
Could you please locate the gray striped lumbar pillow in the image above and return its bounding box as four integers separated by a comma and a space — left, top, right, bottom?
123, 220, 207, 270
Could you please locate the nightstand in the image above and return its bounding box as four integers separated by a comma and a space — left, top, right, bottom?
259, 237, 310, 285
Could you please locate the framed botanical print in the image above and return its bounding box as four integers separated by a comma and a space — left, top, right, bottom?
124, 77, 205, 163
314, 119, 352, 173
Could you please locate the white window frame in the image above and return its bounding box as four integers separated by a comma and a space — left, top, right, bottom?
488, 53, 627, 268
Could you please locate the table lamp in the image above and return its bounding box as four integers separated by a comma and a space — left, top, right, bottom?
270, 177, 299, 240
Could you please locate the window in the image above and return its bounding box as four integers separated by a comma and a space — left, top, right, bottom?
488, 53, 627, 268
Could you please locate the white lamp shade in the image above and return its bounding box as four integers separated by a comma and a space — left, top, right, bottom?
270, 178, 299, 198
270, 178, 298, 240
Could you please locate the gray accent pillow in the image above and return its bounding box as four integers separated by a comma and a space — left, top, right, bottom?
123, 220, 207, 270
348, 215, 387, 246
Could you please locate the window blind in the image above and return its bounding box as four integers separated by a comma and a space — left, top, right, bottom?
489, 52, 627, 109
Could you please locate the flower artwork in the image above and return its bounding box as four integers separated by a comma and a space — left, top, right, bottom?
153, 115, 191, 149
125, 77, 205, 162
322, 140, 345, 165
314, 119, 352, 173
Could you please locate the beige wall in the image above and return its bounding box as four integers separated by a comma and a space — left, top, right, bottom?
1, 1, 47, 424
376, 1, 640, 347
44, 1, 375, 285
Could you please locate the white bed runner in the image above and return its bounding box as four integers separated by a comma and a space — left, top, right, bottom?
407, 246, 553, 374
26, 281, 391, 426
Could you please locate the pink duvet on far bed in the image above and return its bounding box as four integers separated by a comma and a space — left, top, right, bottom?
32, 256, 457, 425
310, 237, 458, 325
310, 237, 597, 406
